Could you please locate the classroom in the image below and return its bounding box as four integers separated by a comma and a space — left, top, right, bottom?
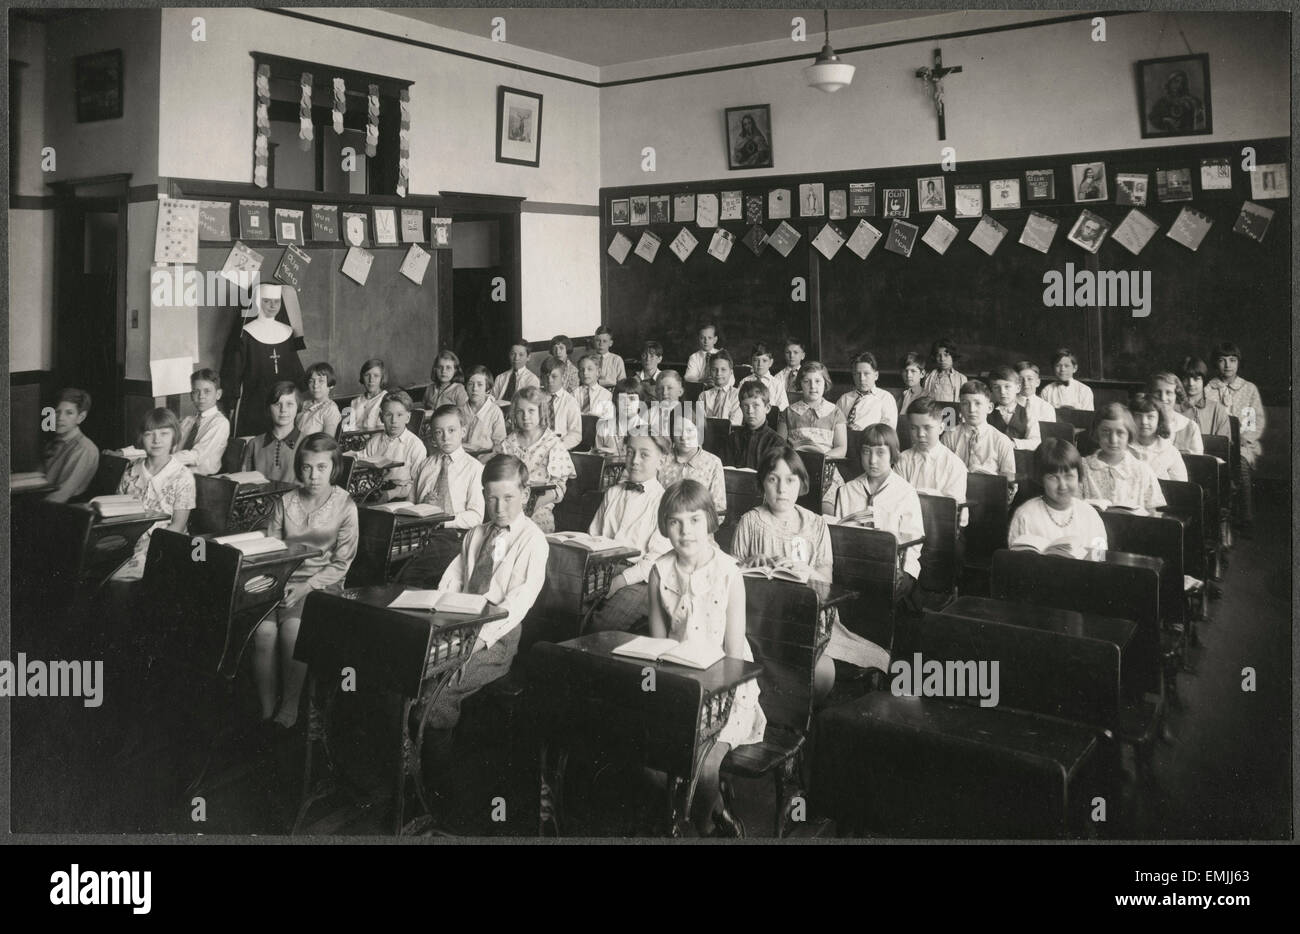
6, 6, 1292, 842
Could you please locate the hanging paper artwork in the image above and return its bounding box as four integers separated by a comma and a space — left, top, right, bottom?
397, 88, 411, 197
365, 84, 380, 158
332, 78, 346, 135
254, 64, 271, 188
299, 72, 313, 151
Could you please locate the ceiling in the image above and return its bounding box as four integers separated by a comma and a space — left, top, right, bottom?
382, 8, 943, 68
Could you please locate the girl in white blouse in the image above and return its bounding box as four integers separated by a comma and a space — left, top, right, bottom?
1080, 403, 1167, 514
1008, 439, 1108, 557
343, 357, 388, 431
1129, 394, 1189, 481
1146, 372, 1203, 455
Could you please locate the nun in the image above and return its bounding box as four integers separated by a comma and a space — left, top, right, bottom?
221, 282, 307, 437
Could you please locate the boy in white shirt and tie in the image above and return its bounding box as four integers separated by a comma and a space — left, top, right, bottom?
492, 342, 540, 406
587, 433, 673, 632
400, 405, 487, 586
176, 369, 231, 476
942, 381, 1017, 502
423, 453, 549, 736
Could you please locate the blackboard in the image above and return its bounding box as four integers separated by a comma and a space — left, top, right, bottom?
194, 242, 439, 398
601, 228, 812, 367
601, 137, 1290, 400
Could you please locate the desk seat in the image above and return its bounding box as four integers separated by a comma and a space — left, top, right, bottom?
813, 692, 1099, 838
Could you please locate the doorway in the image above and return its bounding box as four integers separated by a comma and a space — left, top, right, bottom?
49, 175, 128, 446
437, 194, 522, 377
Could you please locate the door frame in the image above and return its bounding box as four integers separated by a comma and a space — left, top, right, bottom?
435, 192, 523, 355
47, 173, 131, 445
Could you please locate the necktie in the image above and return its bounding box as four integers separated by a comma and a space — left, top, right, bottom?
549, 396, 558, 428
431, 454, 453, 511
849, 392, 867, 428
623, 481, 645, 494
504, 369, 518, 403
467, 524, 505, 595
964, 428, 979, 468
582, 387, 591, 413
183, 415, 202, 451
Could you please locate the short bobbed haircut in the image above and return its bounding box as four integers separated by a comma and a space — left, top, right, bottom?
510, 386, 552, 430
266, 380, 300, 408
1035, 438, 1082, 482
304, 361, 336, 389
755, 444, 809, 498
295, 432, 343, 484
139, 407, 184, 451
359, 358, 388, 388
431, 350, 464, 385
797, 361, 832, 393
860, 423, 901, 467
1129, 393, 1170, 438
657, 478, 720, 537
1093, 402, 1137, 445
550, 334, 574, 355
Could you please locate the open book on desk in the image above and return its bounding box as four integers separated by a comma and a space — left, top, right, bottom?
214, 530, 289, 556
218, 470, 270, 485
740, 560, 812, 583
388, 589, 489, 615
1010, 534, 1086, 558
369, 501, 446, 518
611, 636, 724, 670
10, 471, 49, 491
351, 455, 399, 469
88, 494, 149, 519
546, 531, 628, 553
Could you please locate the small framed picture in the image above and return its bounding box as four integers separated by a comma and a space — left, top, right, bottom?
720, 191, 743, 221
649, 195, 670, 224
610, 199, 630, 226
883, 189, 910, 218
917, 176, 947, 212
630, 196, 650, 226
1072, 162, 1108, 202
496, 86, 544, 167
725, 104, 774, 170
1115, 173, 1149, 206
1066, 210, 1112, 254
1024, 169, 1056, 201
75, 49, 124, 123
989, 179, 1021, 210
1156, 168, 1193, 202
798, 183, 825, 217
672, 193, 696, 223
430, 217, 452, 249
1136, 53, 1212, 139
1250, 164, 1289, 200
373, 206, 399, 245
954, 184, 983, 217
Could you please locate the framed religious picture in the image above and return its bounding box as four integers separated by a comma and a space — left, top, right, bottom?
1072, 162, 1108, 202
725, 104, 774, 170
917, 176, 947, 212
75, 49, 124, 123
610, 199, 630, 226
496, 86, 543, 167
1136, 54, 1212, 139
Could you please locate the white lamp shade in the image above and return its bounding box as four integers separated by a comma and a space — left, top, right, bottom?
804, 61, 855, 93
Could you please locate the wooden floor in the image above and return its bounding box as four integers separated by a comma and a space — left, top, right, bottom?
9, 485, 1291, 840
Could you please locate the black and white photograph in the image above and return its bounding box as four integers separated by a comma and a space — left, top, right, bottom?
1065, 208, 1113, 253
1137, 53, 1213, 138
1072, 162, 1108, 202
724, 103, 773, 170
4, 5, 1294, 880
917, 175, 947, 211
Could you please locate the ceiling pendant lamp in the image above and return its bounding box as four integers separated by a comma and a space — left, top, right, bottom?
804, 8, 856, 93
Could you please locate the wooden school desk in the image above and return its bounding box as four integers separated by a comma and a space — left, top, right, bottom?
341, 453, 404, 504
292, 585, 507, 836
190, 474, 296, 535
532, 540, 640, 647
530, 631, 763, 837
347, 506, 453, 588
337, 426, 383, 454
722, 576, 855, 837
934, 595, 1137, 729
134, 529, 320, 794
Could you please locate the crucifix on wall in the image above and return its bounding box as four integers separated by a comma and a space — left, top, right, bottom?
915, 47, 963, 140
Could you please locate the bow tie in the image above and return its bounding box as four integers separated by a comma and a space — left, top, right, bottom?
623, 481, 645, 493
